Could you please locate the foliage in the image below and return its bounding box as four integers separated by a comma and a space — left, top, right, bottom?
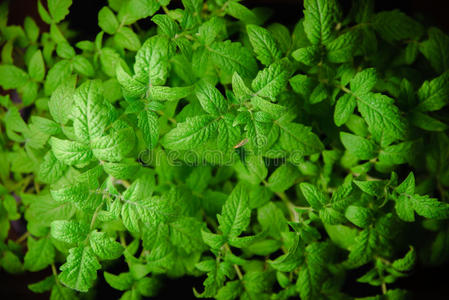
1, 0, 449, 299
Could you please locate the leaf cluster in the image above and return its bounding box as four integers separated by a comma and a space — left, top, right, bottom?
1, 0, 449, 299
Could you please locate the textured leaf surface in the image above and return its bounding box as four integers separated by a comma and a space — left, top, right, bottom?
217, 184, 251, 237
303, 0, 338, 45
59, 246, 101, 292
162, 115, 218, 150
89, 231, 124, 260
247, 24, 282, 66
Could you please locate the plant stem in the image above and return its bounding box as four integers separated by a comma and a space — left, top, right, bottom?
224, 244, 243, 280
16, 231, 29, 243
51, 263, 60, 285
157, 110, 177, 124
119, 232, 127, 247
381, 282, 387, 294
90, 205, 102, 230
262, 180, 300, 222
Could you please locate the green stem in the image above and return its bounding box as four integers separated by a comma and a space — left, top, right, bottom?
262, 180, 300, 222
157, 110, 177, 124
15, 231, 29, 243
224, 244, 243, 280
51, 263, 60, 285
90, 204, 102, 230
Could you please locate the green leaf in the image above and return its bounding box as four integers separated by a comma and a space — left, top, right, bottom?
24, 237, 55, 272
356, 93, 408, 147
162, 115, 218, 150
246, 24, 282, 66
269, 235, 303, 272
303, 0, 339, 45
217, 114, 241, 150
216, 280, 242, 300
148, 85, 194, 101
72, 80, 114, 143
50, 183, 89, 206
92, 128, 135, 162
59, 245, 101, 292
232, 72, 253, 102
89, 230, 124, 260
378, 141, 414, 165
345, 205, 374, 228
24, 16, 39, 42
28, 50, 46, 81
169, 217, 205, 253
252, 61, 290, 101
26, 194, 76, 231
309, 83, 328, 104
373, 10, 423, 42
401, 194, 449, 221
48, 0, 72, 23
195, 80, 227, 116
278, 121, 324, 156
268, 163, 300, 193
350, 68, 377, 96
300, 182, 326, 210
138, 110, 159, 149
98, 7, 119, 34
50, 137, 93, 166
121, 196, 168, 234
419, 28, 449, 73
292, 45, 320, 66
225, 1, 257, 24
334, 94, 356, 126
340, 132, 378, 160
182, 0, 202, 13
103, 160, 140, 179
201, 230, 226, 250
51, 220, 90, 244
114, 26, 141, 51
245, 116, 272, 154
319, 207, 345, 225
417, 71, 449, 112
28, 275, 55, 293
197, 16, 226, 46
296, 242, 329, 300
5, 106, 29, 134
1, 251, 23, 274
56, 42, 75, 59
289, 74, 315, 98
152, 14, 180, 37
117, 0, 160, 25
50, 284, 78, 299
48, 75, 77, 125
137, 277, 160, 297
73, 55, 95, 77
134, 36, 172, 86
38, 0, 52, 24
245, 155, 268, 183
38, 150, 68, 184
391, 247, 415, 273
104, 272, 134, 291
44, 60, 73, 95
345, 228, 377, 268
217, 183, 251, 237
209, 40, 258, 80
100, 48, 121, 77
251, 95, 286, 118
327, 31, 358, 63
354, 180, 386, 197
0, 65, 29, 89
116, 63, 146, 98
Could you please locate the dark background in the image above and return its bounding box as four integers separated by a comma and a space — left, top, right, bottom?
2, 0, 449, 299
